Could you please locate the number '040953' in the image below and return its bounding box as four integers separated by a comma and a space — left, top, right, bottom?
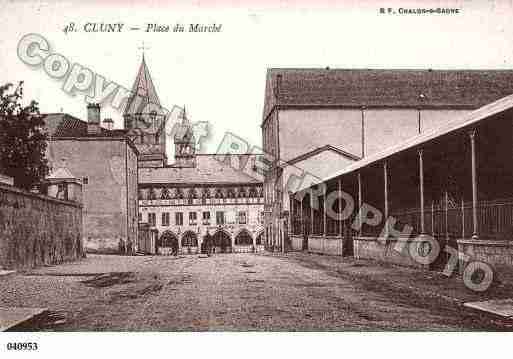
6, 342, 38, 350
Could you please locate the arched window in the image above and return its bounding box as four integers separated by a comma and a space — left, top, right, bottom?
161, 188, 170, 199
215, 188, 224, 199
158, 231, 178, 248
238, 187, 247, 198
181, 231, 198, 247
213, 230, 231, 253
202, 188, 210, 198
227, 187, 236, 198
175, 188, 184, 199
248, 186, 258, 198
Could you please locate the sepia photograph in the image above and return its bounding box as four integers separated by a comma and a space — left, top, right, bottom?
1, 0, 513, 357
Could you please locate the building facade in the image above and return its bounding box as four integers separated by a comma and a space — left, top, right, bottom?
262, 68, 513, 252
44, 104, 139, 253
137, 113, 265, 254
124, 56, 265, 254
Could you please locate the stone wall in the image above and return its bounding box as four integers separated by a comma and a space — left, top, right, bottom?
307, 235, 345, 256
354, 236, 428, 269
457, 239, 513, 282
290, 235, 303, 251
0, 183, 83, 270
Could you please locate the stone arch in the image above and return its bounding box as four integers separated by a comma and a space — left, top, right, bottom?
213, 229, 232, 253
235, 229, 253, 245
159, 230, 178, 248
181, 231, 198, 247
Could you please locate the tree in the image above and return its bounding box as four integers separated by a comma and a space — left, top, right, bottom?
0, 82, 49, 190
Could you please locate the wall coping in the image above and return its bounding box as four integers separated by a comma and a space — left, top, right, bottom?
0, 183, 82, 209
308, 235, 343, 240
354, 235, 420, 243
457, 239, 513, 247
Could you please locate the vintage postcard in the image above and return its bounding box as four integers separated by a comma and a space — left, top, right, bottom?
1, 0, 512, 357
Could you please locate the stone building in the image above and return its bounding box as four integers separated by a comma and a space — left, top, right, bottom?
40, 54, 264, 256
44, 103, 139, 253
137, 110, 265, 254
121, 55, 265, 254
262, 68, 513, 251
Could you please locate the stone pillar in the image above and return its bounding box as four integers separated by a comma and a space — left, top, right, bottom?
178, 229, 182, 254
231, 228, 236, 252
418, 149, 425, 234
469, 129, 478, 239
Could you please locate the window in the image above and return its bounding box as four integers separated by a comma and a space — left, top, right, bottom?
259, 211, 264, 224
189, 212, 197, 225
82, 177, 89, 185
238, 211, 247, 224
175, 212, 183, 226
202, 211, 210, 225
56, 183, 67, 200
138, 212, 142, 222
216, 211, 225, 225
161, 188, 170, 199
148, 213, 156, 226
162, 212, 170, 226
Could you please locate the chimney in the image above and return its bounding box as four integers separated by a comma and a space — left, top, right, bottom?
87, 103, 101, 135
103, 118, 114, 131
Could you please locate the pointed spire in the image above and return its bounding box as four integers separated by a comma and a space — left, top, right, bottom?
123, 54, 161, 116
174, 105, 193, 143
179, 105, 188, 123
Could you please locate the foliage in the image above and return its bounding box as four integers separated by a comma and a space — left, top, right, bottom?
0, 82, 49, 190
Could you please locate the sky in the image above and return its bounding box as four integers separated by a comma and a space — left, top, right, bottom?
1, 0, 513, 158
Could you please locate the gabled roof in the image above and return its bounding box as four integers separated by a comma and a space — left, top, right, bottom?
263, 68, 513, 122
281, 144, 360, 167
124, 55, 161, 116
42, 113, 127, 138
139, 154, 262, 185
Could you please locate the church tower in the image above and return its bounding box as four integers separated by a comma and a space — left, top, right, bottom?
173, 107, 196, 167
124, 54, 167, 168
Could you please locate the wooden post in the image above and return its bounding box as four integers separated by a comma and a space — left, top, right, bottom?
418, 149, 425, 234
445, 191, 449, 240
358, 172, 363, 237
310, 190, 314, 235
461, 197, 465, 239
338, 178, 343, 238
469, 129, 479, 239
289, 194, 293, 235
383, 161, 389, 237
323, 185, 327, 236
431, 200, 435, 236
300, 195, 303, 237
